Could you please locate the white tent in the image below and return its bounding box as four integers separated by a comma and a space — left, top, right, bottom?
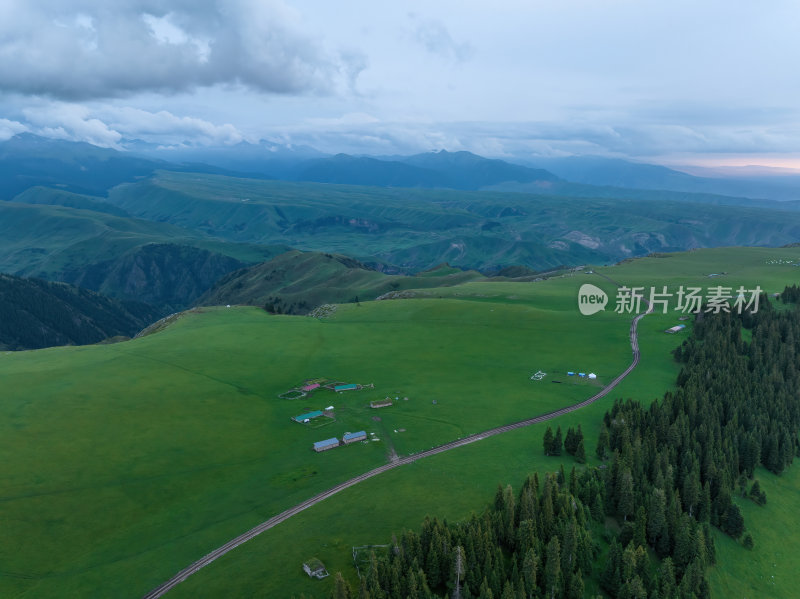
588, 373, 597, 379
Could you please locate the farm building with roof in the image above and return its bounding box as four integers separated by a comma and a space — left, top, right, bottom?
302, 558, 329, 579
313, 438, 340, 452
334, 383, 359, 391
343, 431, 367, 444
292, 410, 323, 423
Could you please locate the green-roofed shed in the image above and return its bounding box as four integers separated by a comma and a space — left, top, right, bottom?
293, 410, 323, 422
334, 383, 358, 391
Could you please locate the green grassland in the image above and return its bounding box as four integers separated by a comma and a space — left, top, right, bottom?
168, 298, 691, 599
2, 247, 800, 598
708, 466, 800, 599
0, 283, 629, 597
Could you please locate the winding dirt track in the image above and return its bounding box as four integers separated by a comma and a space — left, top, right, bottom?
143, 301, 652, 599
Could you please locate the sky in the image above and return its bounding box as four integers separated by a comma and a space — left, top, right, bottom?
1, 0, 799, 168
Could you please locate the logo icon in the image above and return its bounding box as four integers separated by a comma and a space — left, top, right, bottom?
578, 283, 608, 316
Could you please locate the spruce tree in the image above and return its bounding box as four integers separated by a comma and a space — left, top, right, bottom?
553, 427, 563, 456
545, 536, 562, 599
596, 426, 610, 460
574, 438, 586, 464
331, 572, 352, 599
543, 427, 554, 456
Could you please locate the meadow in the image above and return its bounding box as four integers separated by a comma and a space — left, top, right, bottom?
163, 247, 800, 598
0, 281, 628, 597
2, 246, 800, 598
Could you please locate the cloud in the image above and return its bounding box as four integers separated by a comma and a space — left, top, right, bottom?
0, 118, 28, 141
408, 13, 473, 62
0, 0, 365, 100
18, 102, 245, 148
100, 106, 244, 145
259, 113, 800, 164
23, 104, 123, 147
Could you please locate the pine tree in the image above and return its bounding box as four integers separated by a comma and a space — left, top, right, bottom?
545, 536, 562, 599
452, 545, 465, 599
600, 540, 622, 596
724, 504, 744, 538
553, 427, 563, 456
566, 572, 584, 599
596, 426, 610, 460
478, 577, 494, 599
521, 547, 539, 598
543, 427, 555, 456
564, 427, 576, 455
617, 469, 635, 521
743, 533, 754, 550
749, 480, 767, 506
574, 438, 586, 464
633, 505, 647, 549
331, 572, 353, 599
358, 576, 371, 599
647, 488, 666, 547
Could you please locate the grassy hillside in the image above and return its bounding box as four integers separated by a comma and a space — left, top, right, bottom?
107, 171, 800, 272
709, 466, 800, 599
12, 186, 130, 216
0, 201, 288, 310
0, 274, 160, 350
197, 250, 486, 313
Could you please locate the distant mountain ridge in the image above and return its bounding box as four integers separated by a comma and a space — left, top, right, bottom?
5, 133, 799, 203
0, 133, 163, 199
527, 155, 800, 202
0, 133, 266, 199
293, 150, 560, 190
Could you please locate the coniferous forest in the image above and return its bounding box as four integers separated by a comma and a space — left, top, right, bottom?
0, 273, 160, 350
312, 292, 800, 599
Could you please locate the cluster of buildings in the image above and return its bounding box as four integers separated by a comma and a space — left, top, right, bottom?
566, 371, 597, 379
313, 430, 368, 452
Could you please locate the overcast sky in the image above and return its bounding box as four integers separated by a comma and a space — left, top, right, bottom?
1, 0, 798, 167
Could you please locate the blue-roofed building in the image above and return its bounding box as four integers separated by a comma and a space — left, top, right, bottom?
578, 372, 586, 377
343, 431, 367, 444
567, 371, 575, 376
313, 437, 340, 452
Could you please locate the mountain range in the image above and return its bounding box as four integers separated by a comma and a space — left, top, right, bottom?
4, 133, 800, 350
